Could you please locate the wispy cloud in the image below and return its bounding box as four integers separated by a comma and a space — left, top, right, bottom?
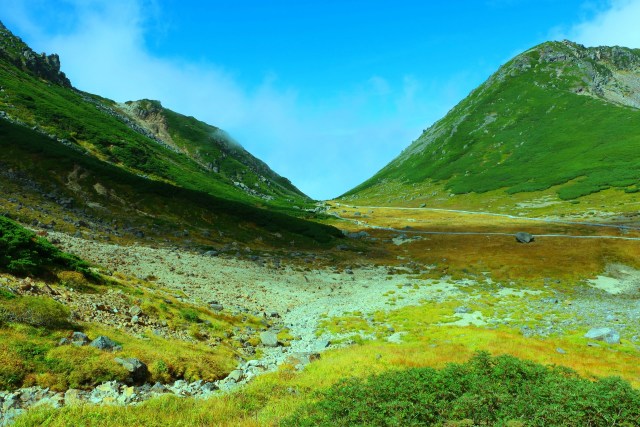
556, 0, 640, 47
2, 0, 468, 199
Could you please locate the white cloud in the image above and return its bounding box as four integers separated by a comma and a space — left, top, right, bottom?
562, 0, 640, 48
1, 0, 461, 200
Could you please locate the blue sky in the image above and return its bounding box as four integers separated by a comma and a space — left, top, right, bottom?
3, 0, 640, 199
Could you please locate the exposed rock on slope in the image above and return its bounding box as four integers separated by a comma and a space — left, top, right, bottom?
0, 20, 70, 87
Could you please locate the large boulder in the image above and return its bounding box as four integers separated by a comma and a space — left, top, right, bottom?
584, 327, 620, 344
114, 357, 149, 383
226, 369, 244, 383
70, 332, 89, 346
515, 232, 535, 243
259, 331, 279, 347
89, 336, 120, 352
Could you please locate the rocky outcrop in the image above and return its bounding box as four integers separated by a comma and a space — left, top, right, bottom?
114, 358, 149, 383
0, 21, 71, 87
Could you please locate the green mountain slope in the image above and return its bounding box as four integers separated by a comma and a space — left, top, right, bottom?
343, 41, 640, 214
0, 21, 305, 207
0, 107, 340, 247
0, 21, 340, 247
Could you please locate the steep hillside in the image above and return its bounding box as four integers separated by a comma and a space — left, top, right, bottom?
343, 40, 640, 216
0, 21, 339, 247
0, 116, 340, 247
118, 99, 304, 202
0, 21, 306, 206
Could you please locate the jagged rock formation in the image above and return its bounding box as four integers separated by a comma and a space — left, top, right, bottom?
0, 20, 71, 87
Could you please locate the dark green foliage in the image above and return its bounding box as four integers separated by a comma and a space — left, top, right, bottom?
0, 215, 92, 277
285, 352, 640, 426
179, 308, 200, 323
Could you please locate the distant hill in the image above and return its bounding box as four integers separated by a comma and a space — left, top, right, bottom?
0, 21, 339, 247
343, 40, 640, 216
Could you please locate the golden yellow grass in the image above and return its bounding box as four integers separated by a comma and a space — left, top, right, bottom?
17, 323, 640, 426
330, 204, 640, 284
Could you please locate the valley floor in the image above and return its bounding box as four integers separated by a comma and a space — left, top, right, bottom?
9, 203, 640, 425
49, 202, 640, 386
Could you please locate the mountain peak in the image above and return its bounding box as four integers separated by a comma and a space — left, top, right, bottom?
344, 40, 640, 212
507, 40, 640, 108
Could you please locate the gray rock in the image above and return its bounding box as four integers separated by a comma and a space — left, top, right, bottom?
209, 301, 224, 311
64, 389, 84, 406
129, 306, 143, 316
32, 393, 64, 409
259, 331, 279, 347
90, 381, 120, 404
200, 382, 217, 393
386, 332, 407, 343
584, 327, 621, 344
203, 250, 218, 257
556, 347, 566, 354
1, 408, 25, 425
227, 369, 244, 383
71, 331, 89, 346
114, 357, 149, 383
454, 306, 472, 314
89, 335, 118, 351
148, 382, 166, 394
2, 394, 19, 411
345, 231, 370, 239
515, 232, 534, 243
313, 340, 331, 351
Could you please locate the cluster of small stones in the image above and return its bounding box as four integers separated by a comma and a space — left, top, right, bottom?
0, 349, 321, 426
0, 379, 216, 426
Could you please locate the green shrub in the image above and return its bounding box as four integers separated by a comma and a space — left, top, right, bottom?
0, 215, 94, 278
179, 308, 200, 323
285, 352, 640, 426
0, 295, 72, 329
0, 345, 26, 389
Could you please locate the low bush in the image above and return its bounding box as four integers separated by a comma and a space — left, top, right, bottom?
0, 295, 72, 329
285, 351, 640, 426
0, 215, 94, 278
